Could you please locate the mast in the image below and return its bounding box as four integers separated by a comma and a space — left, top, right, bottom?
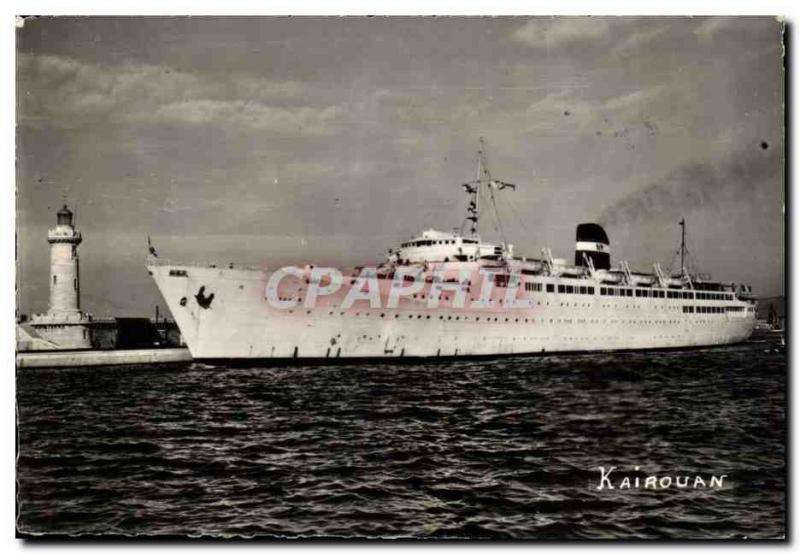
679, 218, 686, 274
461, 137, 516, 239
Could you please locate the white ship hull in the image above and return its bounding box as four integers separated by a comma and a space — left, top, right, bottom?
149, 263, 756, 361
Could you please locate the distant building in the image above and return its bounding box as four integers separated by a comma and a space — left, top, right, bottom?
27, 205, 92, 349
756, 296, 785, 330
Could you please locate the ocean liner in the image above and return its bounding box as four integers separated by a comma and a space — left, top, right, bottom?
148, 143, 757, 361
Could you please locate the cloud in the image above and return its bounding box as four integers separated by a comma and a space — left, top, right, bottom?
512, 17, 614, 48
153, 100, 341, 134
513, 18, 688, 56
17, 54, 340, 134
612, 25, 669, 53
692, 17, 734, 39
524, 84, 667, 136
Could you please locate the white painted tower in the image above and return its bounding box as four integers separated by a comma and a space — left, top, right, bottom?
30, 205, 92, 349
48, 205, 82, 314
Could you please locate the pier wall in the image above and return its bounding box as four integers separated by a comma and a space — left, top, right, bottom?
16, 348, 192, 369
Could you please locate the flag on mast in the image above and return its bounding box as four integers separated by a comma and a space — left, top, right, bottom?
147, 235, 158, 257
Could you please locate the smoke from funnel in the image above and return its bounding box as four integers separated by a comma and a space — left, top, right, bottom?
599, 144, 780, 227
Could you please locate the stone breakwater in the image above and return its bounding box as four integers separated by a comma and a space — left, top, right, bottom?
16, 348, 191, 369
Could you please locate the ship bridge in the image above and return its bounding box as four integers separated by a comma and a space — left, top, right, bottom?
390, 229, 502, 264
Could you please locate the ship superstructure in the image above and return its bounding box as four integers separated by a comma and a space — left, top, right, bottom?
148, 142, 757, 361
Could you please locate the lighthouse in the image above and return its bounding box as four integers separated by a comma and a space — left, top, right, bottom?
30, 205, 92, 349
48, 205, 82, 314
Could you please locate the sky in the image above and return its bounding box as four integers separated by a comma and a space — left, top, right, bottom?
16, 16, 784, 318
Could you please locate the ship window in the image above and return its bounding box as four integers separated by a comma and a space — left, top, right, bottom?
547, 284, 554, 293
579, 286, 587, 295
53, 275, 56, 284
494, 274, 509, 288
635, 290, 642, 297
600, 287, 606, 295
626, 289, 633, 297
558, 284, 565, 293
588, 287, 594, 295
566, 285, 574, 294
